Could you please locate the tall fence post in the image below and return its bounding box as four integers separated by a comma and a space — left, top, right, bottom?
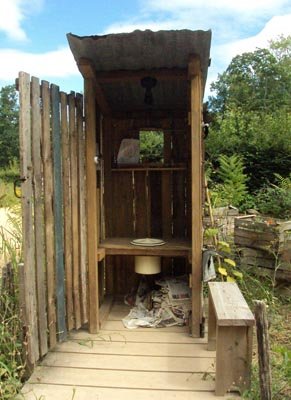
254, 300, 272, 400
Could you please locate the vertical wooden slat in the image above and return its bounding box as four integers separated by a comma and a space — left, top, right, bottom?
76, 93, 88, 324
51, 84, 67, 341
84, 78, 99, 333
41, 80, 57, 349
31, 76, 48, 356
189, 57, 203, 338
18, 72, 39, 364
69, 92, 81, 329
134, 171, 148, 237
60, 91, 74, 331
150, 172, 162, 237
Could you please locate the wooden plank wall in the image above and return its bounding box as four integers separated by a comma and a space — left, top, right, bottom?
18, 72, 88, 365
103, 117, 189, 294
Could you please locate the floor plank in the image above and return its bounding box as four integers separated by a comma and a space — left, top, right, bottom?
102, 320, 189, 332
28, 366, 215, 391
21, 383, 240, 400
69, 329, 207, 344
53, 338, 212, 357
43, 351, 215, 372
20, 300, 240, 399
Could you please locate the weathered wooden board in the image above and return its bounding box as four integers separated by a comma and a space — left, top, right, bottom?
77, 93, 88, 325
41, 80, 57, 349
31, 76, 48, 357
19, 72, 39, 364
28, 365, 214, 391
208, 282, 254, 327
60, 91, 74, 331
52, 339, 210, 358
22, 384, 240, 400
42, 351, 214, 372
69, 92, 82, 329
69, 329, 206, 344
51, 84, 67, 342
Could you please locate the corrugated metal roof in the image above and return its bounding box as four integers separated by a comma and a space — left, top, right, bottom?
67, 29, 211, 113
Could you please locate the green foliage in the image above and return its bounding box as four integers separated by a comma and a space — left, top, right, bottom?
0, 85, 19, 169
0, 162, 21, 208
209, 154, 248, 208
256, 174, 291, 219
0, 208, 24, 399
238, 271, 291, 399
206, 36, 291, 193
140, 130, 164, 162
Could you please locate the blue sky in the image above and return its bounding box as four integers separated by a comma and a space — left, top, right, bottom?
0, 0, 290, 99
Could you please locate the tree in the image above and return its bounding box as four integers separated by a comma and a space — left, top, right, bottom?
0, 85, 19, 168
206, 36, 291, 191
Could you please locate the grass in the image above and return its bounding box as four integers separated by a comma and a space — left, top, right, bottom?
238, 270, 291, 399
0, 206, 24, 400
0, 161, 20, 208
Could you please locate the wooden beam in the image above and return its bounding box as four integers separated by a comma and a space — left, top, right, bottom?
84, 78, 99, 333
78, 58, 111, 116
94, 68, 188, 83
189, 55, 203, 338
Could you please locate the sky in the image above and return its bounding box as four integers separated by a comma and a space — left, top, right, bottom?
0, 0, 290, 100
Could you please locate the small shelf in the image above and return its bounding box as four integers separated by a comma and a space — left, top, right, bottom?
111, 164, 186, 172
98, 237, 191, 259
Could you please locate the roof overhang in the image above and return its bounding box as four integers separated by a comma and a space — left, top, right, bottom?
67, 29, 211, 115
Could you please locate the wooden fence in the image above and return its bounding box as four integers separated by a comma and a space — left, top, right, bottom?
18, 72, 88, 365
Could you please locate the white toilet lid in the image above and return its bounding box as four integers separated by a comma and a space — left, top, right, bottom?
131, 238, 166, 247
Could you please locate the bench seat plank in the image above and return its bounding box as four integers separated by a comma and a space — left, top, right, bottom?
207, 282, 254, 396
208, 282, 254, 326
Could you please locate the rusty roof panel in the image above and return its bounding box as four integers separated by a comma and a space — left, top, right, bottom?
67, 29, 211, 112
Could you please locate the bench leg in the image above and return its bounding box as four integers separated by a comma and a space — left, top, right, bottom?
215, 326, 253, 396
207, 294, 216, 351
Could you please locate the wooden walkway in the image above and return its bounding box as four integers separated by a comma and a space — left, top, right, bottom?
21, 301, 239, 399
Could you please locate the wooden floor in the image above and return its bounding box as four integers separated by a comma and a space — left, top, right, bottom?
21, 300, 240, 399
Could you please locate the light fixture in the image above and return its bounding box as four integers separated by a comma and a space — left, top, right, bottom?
141, 76, 157, 105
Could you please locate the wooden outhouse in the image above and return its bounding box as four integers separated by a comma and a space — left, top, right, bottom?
17, 28, 212, 364
67, 29, 211, 336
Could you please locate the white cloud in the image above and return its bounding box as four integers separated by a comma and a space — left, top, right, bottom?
216, 14, 291, 64
0, 47, 79, 81
146, 0, 290, 13
0, 0, 43, 41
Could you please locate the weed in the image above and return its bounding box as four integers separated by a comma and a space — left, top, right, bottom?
0, 207, 24, 399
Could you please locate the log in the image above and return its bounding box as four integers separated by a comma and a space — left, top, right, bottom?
254, 300, 272, 400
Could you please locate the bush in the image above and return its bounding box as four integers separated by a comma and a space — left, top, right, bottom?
255, 174, 291, 219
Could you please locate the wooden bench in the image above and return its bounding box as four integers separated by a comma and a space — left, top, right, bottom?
208, 282, 255, 396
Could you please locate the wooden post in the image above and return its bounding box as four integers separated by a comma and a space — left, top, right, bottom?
31, 76, 48, 357
189, 56, 203, 337
18, 72, 39, 364
51, 84, 67, 342
254, 300, 272, 400
41, 80, 57, 349
84, 78, 99, 333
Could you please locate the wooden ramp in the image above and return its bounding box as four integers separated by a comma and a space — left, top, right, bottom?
21, 301, 240, 399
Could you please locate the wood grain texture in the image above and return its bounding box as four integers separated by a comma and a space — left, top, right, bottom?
84, 78, 99, 333
21, 384, 239, 400
69, 92, 81, 329
19, 72, 39, 364
41, 80, 57, 349
208, 282, 255, 326
31, 76, 48, 357
189, 56, 203, 338
20, 301, 240, 400
77, 93, 88, 325
51, 84, 67, 342
60, 91, 74, 331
